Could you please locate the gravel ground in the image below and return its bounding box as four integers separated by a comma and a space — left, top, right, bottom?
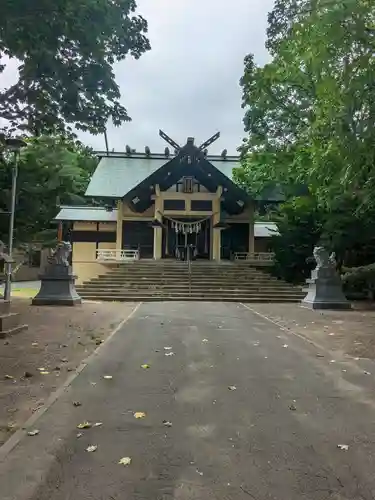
248, 302, 375, 360
0, 299, 138, 445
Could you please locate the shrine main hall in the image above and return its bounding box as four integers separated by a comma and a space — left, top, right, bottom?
55, 132, 277, 283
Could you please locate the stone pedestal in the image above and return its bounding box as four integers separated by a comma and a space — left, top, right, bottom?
32, 264, 82, 306
0, 300, 28, 338
302, 266, 351, 310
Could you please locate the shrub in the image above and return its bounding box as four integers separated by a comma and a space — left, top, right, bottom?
342, 263, 375, 300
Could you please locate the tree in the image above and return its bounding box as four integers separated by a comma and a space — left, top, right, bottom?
0, 0, 150, 135
238, 0, 375, 209
237, 0, 375, 284
270, 197, 323, 283
0, 135, 97, 245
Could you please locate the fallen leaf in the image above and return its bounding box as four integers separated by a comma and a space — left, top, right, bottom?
86, 445, 98, 452
163, 420, 173, 427
73, 401, 82, 407
164, 347, 172, 350
93, 422, 103, 427
4, 374, 14, 380
134, 412, 146, 419
38, 367, 46, 371
40, 371, 50, 375
165, 352, 174, 356
103, 375, 113, 380
141, 364, 150, 369
202, 339, 209, 343
337, 444, 349, 451
27, 429, 40, 436
119, 457, 132, 466
228, 385, 237, 391
77, 421, 92, 429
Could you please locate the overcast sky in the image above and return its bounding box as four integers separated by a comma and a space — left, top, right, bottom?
1, 0, 274, 155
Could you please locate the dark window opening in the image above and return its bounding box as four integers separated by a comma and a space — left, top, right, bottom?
191, 200, 212, 212
164, 199, 186, 211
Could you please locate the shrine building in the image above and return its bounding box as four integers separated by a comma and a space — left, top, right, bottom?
55, 132, 279, 284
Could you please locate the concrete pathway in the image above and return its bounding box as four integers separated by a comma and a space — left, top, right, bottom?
1, 302, 375, 500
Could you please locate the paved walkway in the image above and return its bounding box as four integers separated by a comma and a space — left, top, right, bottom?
1, 302, 375, 500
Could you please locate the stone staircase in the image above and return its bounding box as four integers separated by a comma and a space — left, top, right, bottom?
76, 261, 304, 302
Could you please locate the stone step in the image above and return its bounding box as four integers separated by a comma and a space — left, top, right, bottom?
77, 262, 301, 303
90, 274, 281, 283
79, 290, 303, 296
79, 295, 302, 303
85, 279, 285, 287
77, 284, 301, 292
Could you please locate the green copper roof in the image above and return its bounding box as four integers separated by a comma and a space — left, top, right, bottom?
85, 157, 166, 198
85, 156, 240, 198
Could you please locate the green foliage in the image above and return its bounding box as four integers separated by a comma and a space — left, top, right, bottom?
270, 197, 324, 283
0, 135, 97, 245
0, 0, 150, 135
238, 0, 375, 290
342, 263, 375, 299
239, 0, 375, 209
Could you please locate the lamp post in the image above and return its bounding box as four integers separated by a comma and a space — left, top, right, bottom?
3, 138, 27, 302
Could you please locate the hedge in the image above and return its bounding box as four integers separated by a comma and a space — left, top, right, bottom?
342, 263, 375, 300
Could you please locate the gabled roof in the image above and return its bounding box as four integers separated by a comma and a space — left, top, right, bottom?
124, 153, 250, 214
85, 153, 239, 199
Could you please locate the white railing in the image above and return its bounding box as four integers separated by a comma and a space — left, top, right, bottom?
96, 249, 140, 262
234, 252, 275, 263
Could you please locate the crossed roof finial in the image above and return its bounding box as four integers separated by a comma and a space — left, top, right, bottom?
159, 130, 221, 154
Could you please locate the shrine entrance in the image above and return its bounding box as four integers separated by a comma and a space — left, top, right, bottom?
162, 216, 211, 260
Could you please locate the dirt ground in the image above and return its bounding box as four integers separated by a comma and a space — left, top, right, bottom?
249, 302, 375, 361
0, 299, 137, 446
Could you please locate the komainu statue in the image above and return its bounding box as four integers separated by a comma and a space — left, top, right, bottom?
313, 246, 336, 269
48, 241, 72, 267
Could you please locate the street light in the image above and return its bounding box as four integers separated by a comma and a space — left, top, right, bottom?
2, 138, 27, 302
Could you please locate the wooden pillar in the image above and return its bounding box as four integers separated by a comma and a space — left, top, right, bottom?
153, 185, 163, 260
212, 187, 222, 261
248, 203, 255, 254
116, 200, 123, 250
57, 221, 63, 241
